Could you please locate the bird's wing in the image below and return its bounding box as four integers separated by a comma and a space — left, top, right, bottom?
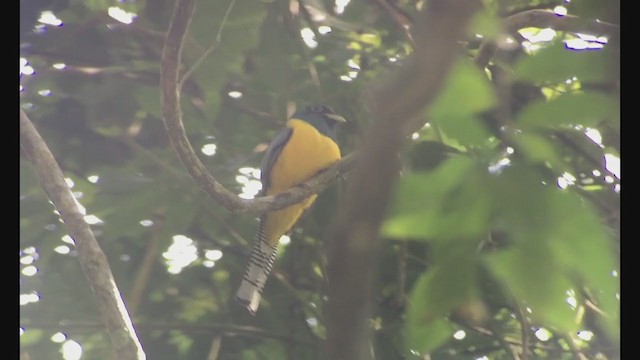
259, 126, 293, 194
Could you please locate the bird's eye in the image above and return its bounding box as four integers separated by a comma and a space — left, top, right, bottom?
310, 105, 325, 113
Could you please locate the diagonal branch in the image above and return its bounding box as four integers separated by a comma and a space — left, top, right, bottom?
19, 109, 146, 360
160, 0, 358, 215
475, 9, 620, 68
371, 0, 415, 46
23, 321, 317, 346
325, 1, 483, 359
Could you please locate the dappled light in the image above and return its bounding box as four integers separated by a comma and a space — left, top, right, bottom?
278, 234, 291, 245
452, 330, 466, 340
200, 143, 217, 156
163, 235, 198, 274
20, 58, 34, 76
577, 330, 594, 341
38, 11, 62, 26
334, 0, 351, 14
300, 27, 318, 48
237, 167, 262, 199
83, 215, 103, 225
318, 26, 332, 34
534, 328, 552, 342
86, 175, 99, 183
227, 90, 243, 99
20, 0, 619, 358
139, 219, 154, 227
566, 289, 578, 309
61, 340, 82, 360
553, 6, 568, 16
585, 127, 603, 146
20, 292, 40, 305
61, 235, 75, 245
605, 153, 620, 178
51, 332, 66, 343
205, 249, 223, 260
54, 245, 71, 255
557, 171, 576, 189
19, 256, 34, 265
107, 7, 137, 24
21, 266, 38, 277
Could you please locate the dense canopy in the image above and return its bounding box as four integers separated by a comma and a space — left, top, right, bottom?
20, 0, 619, 359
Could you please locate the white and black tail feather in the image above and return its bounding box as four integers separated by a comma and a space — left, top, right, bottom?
235, 217, 278, 314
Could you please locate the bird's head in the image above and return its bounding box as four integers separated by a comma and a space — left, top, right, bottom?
292, 104, 346, 140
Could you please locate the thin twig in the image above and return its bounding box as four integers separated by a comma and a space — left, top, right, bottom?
297, 0, 325, 97
371, 0, 415, 47
554, 130, 619, 183
273, 271, 325, 323
127, 214, 163, 316
561, 333, 589, 360
515, 302, 530, 360
207, 336, 222, 360
396, 240, 407, 306
20, 109, 146, 360
179, 0, 238, 89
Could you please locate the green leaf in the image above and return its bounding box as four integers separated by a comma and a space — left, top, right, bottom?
516, 92, 619, 129
546, 191, 619, 339
408, 141, 461, 172
513, 132, 562, 168
435, 114, 492, 147
486, 168, 618, 338
383, 157, 483, 240
352, 32, 382, 47
405, 273, 455, 356
429, 59, 497, 119
405, 244, 479, 355
468, 10, 501, 39
485, 243, 577, 333
514, 42, 616, 84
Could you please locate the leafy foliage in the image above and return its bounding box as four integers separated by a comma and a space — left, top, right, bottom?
20, 0, 619, 359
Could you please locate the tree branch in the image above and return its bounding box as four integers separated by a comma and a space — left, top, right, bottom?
475, 9, 620, 68
127, 214, 163, 316
22, 321, 317, 346
325, 1, 483, 359
19, 109, 146, 360
160, 0, 359, 215
371, 0, 415, 47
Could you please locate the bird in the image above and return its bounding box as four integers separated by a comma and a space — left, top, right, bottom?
235, 104, 346, 314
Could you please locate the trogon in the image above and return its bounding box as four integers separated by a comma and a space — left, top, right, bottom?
235, 104, 346, 314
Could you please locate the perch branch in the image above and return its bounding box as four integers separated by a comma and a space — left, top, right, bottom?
19, 109, 146, 360
160, 0, 358, 214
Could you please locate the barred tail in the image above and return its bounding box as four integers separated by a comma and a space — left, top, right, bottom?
235, 218, 278, 315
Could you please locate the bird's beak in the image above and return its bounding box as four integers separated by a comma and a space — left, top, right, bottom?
325, 114, 347, 123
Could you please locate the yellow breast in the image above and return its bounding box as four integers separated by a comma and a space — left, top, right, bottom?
266, 119, 341, 195
262, 118, 341, 245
